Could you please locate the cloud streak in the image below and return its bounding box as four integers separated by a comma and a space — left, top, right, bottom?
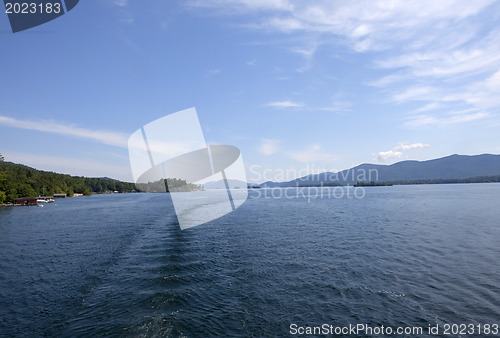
192, 0, 500, 127
265, 101, 303, 108
0, 115, 129, 148
192, 1, 494, 50
287, 144, 336, 163
404, 112, 489, 128
113, 0, 127, 7
258, 138, 281, 155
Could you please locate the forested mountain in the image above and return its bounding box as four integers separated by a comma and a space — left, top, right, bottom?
0, 160, 136, 204
260, 154, 500, 187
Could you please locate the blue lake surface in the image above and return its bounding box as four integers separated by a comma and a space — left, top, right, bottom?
0, 184, 499, 337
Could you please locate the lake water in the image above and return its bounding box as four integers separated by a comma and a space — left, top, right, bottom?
1, 184, 499, 337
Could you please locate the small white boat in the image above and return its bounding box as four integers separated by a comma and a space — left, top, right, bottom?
37, 197, 55, 203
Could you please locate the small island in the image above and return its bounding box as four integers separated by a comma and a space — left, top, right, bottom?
354, 181, 393, 187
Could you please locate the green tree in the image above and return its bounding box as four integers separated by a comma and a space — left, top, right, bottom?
0, 191, 6, 204
0, 153, 4, 162
16, 183, 37, 197
0, 161, 136, 202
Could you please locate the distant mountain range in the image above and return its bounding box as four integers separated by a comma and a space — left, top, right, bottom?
203, 179, 247, 189
260, 154, 500, 187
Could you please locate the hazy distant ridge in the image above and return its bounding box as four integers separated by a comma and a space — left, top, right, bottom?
260, 154, 500, 187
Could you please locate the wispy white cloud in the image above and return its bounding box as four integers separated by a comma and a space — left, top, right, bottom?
404, 112, 489, 128
287, 144, 336, 163
291, 45, 316, 58
113, 0, 127, 7
376, 29, 500, 79
192, 0, 500, 127
367, 73, 409, 88
0, 115, 128, 148
379, 64, 499, 127
257, 140, 338, 166
190, 0, 292, 14
266, 95, 350, 112
265, 100, 303, 108
193, 1, 494, 48
206, 69, 221, 76
315, 92, 351, 112
291, 43, 317, 72
146, 139, 199, 159
366, 14, 500, 127
374, 150, 404, 162
258, 138, 281, 155
391, 86, 436, 104
373, 142, 430, 162
406, 102, 444, 115
393, 143, 431, 152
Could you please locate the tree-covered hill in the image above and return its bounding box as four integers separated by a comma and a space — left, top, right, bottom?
0, 160, 136, 204
260, 154, 500, 187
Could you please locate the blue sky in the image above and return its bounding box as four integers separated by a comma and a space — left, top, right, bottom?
1, 0, 500, 183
